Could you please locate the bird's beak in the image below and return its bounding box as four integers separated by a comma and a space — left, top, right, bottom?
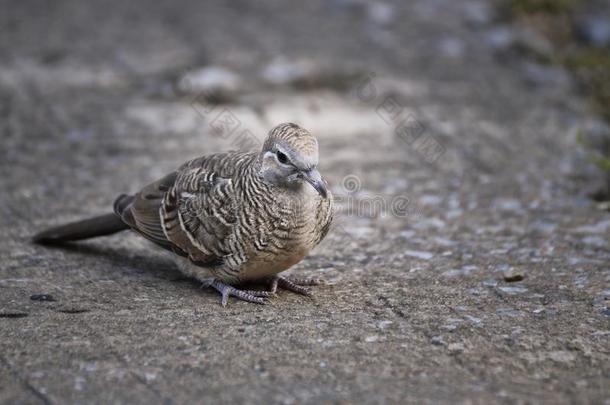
301, 169, 328, 198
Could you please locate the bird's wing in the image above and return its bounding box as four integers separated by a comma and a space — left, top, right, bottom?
159, 166, 236, 265
116, 164, 237, 265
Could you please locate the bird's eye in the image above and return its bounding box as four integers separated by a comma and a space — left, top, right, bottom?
276, 151, 289, 164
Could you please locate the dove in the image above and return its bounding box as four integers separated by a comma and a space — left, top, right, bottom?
33, 123, 334, 305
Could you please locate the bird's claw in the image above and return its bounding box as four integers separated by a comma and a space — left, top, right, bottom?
268, 276, 323, 296
200, 276, 323, 305
203, 279, 270, 306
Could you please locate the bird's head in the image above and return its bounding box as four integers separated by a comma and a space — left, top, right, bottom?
258, 123, 328, 198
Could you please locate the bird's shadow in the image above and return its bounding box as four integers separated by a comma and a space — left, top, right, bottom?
39, 241, 277, 292
42, 241, 189, 282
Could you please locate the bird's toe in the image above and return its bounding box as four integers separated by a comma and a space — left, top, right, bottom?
207, 279, 268, 306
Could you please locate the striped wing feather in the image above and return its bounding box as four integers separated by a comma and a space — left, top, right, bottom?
160, 166, 236, 265
117, 162, 237, 265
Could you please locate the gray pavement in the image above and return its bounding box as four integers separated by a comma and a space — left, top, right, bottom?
1, 0, 609, 403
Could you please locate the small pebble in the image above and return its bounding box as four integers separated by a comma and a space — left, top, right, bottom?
442, 324, 458, 332
498, 286, 528, 295
365, 335, 379, 343
464, 315, 483, 325
30, 294, 56, 302
431, 335, 445, 346
404, 250, 434, 260
177, 66, 241, 101
482, 278, 498, 288
503, 268, 525, 282
447, 342, 465, 354
376, 320, 394, 330
261, 58, 315, 86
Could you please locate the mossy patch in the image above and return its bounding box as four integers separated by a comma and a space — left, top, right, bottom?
504, 0, 610, 123
501, 0, 610, 202
565, 47, 610, 121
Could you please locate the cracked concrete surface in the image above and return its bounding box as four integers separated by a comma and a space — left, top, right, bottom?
1, 0, 609, 403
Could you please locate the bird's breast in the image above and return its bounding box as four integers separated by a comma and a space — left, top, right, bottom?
238, 193, 322, 281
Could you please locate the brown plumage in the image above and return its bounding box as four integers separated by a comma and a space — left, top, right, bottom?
33, 123, 334, 305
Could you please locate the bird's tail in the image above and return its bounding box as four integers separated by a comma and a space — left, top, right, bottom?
32, 195, 134, 244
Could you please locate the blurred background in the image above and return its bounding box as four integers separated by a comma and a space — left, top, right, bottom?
1, 0, 609, 403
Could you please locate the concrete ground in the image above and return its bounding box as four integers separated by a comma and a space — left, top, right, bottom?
1, 0, 609, 403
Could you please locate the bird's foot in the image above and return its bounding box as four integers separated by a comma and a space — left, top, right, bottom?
268, 276, 323, 297
201, 279, 272, 306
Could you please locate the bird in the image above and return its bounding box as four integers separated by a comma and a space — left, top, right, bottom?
33, 123, 334, 306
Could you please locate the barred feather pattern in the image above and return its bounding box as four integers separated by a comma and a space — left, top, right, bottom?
158, 151, 333, 283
